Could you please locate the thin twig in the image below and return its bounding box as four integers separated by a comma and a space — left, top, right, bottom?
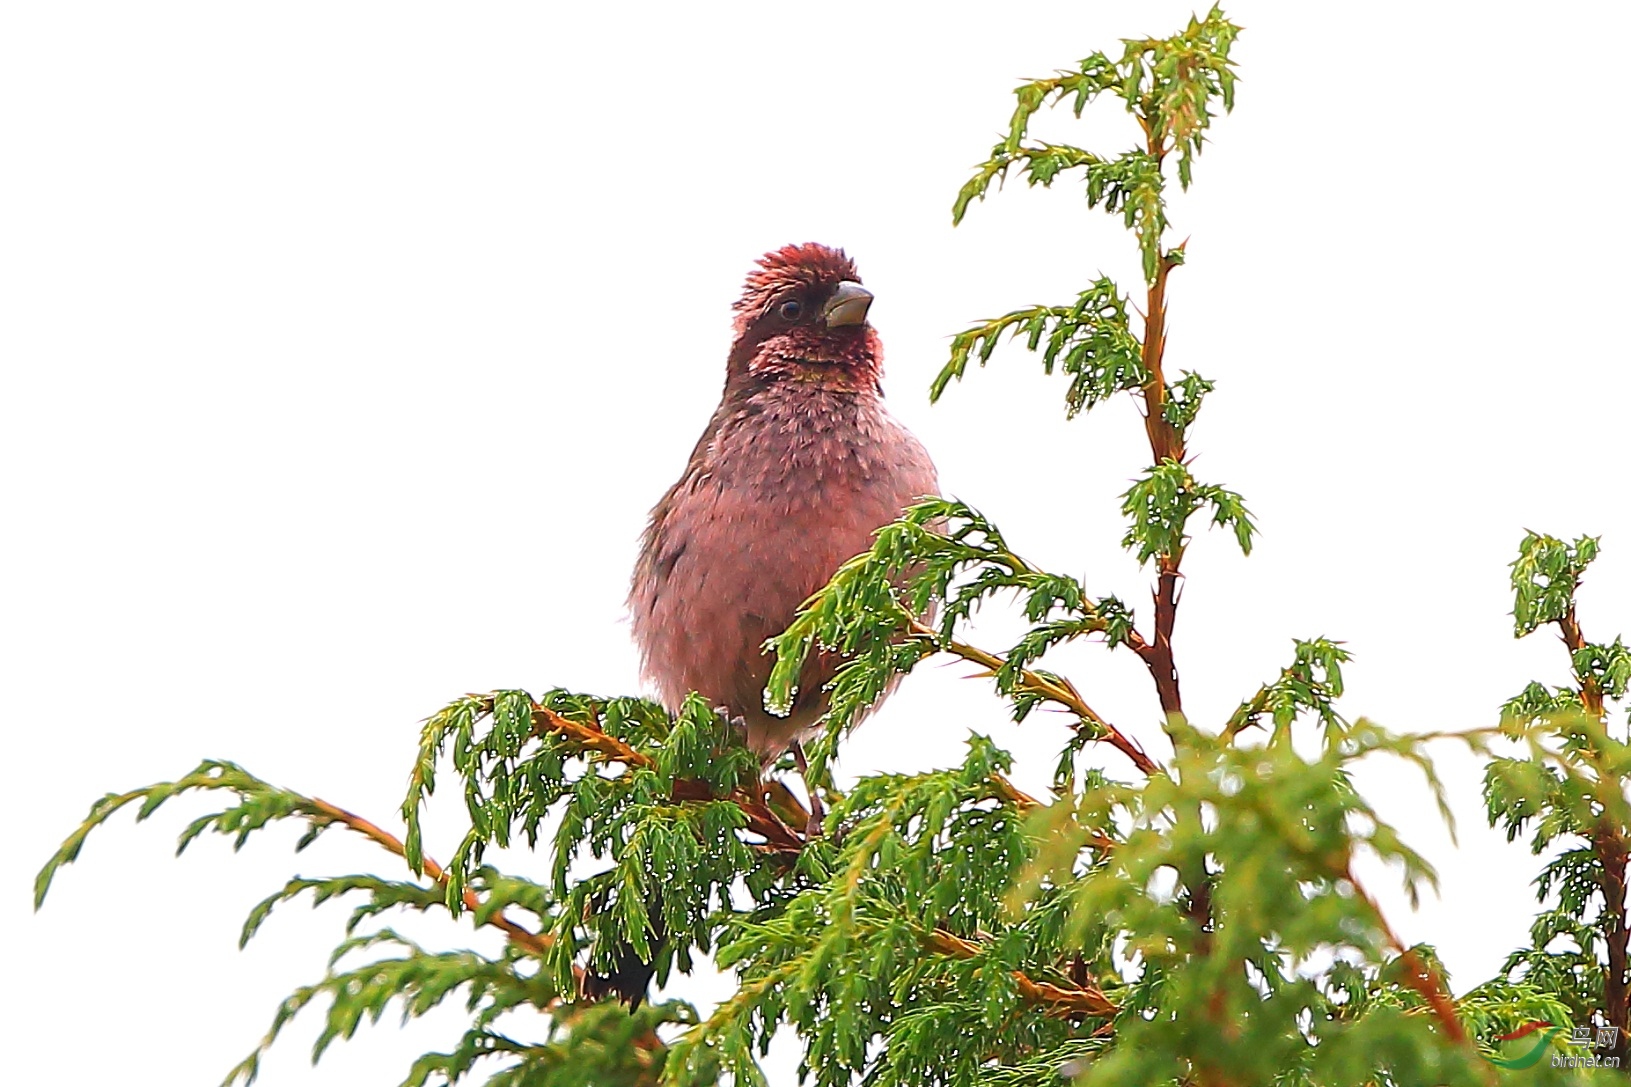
1345, 864, 1469, 1046
988, 772, 1045, 812
922, 927, 1117, 1019
1123, 105, 1189, 721
309, 797, 558, 961
987, 774, 1118, 852
518, 700, 807, 854
911, 619, 1158, 775
1553, 608, 1627, 1058
1557, 606, 1605, 716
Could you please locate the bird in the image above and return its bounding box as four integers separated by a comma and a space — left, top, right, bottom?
583, 243, 939, 1007
629, 242, 939, 759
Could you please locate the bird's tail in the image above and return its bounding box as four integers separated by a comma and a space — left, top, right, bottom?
580, 950, 661, 1009
580, 910, 666, 1010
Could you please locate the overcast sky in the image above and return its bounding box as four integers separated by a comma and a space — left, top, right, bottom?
5, 1, 1629, 1083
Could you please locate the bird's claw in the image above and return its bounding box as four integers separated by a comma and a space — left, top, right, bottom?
714, 707, 750, 747
804, 792, 826, 840
790, 740, 826, 839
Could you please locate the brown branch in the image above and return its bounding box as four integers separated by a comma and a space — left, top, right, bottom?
529, 703, 654, 768
1184, 858, 1214, 956
760, 778, 816, 834
987, 773, 1120, 853
308, 797, 557, 962
988, 772, 1045, 812
733, 796, 808, 854
1557, 606, 1606, 717
1139, 256, 1181, 465
1134, 112, 1184, 466
1595, 828, 1631, 1063
521, 702, 808, 855
922, 927, 1118, 1019
1553, 609, 1628, 1053
1143, 561, 1184, 718
317, 783, 670, 1052
1346, 864, 1469, 1047
1120, 111, 1188, 723
911, 619, 1158, 775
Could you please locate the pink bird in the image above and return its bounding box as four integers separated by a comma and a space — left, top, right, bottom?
582, 245, 938, 1007
630, 242, 940, 759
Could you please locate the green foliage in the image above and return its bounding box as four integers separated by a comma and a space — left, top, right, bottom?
767, 497, 1142, 784
402, 690, 774, 994
36, 759, 341, 910
952, 4, 1238, 280
1162, 369, 1215, 430
1480, 529, 1631, 1066
1022, 717, 1481, 1087
941, 6, 1240, 459
667, 737, 1081, 1087
1120, 457, 1256, 563
1512, 532, 1600, 636
1578, 639, 1631, 704
35, 9, 1623, 1086
33, 757, 704, 1087
933, 278, 1146, 419
1227, 637, 1350, 741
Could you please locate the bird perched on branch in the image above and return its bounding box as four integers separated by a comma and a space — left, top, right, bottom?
630, 242, 939, 759
582, 245, 939, 1007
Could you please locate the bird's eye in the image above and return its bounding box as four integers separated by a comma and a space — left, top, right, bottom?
778, 299, 802, 320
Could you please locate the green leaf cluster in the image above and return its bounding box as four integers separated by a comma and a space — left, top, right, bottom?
767, 497, 1141, 782
1481, 531, 1631, 1062
404, 690, 772, 994
932, 278, 1145, 419
952, 5, 1238, 280
1512, 533, 1601, 636
1121, 458, 1255, 564
34, 758, 704, 1087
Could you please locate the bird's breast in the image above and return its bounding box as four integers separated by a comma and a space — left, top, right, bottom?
663, 389, 933, 631
630, 385, 937, 739
713, 390, 894, 498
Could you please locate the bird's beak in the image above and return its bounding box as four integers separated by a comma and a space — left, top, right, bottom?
823, 281, 873, 327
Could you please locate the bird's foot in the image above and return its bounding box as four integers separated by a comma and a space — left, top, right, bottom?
714, 707, 750, 749
804, 794, 826, 840
790, 740, 826, 839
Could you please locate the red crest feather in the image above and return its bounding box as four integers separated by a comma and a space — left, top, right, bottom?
734, 243, 861, 316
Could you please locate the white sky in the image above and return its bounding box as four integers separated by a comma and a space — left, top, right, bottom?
4, 2, 1629, 1083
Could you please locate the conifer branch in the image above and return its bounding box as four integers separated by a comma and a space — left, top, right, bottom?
1553, 605, 1627, 1048
921, 928, 1118, 1019
1556, 606, 1606, 717
1132, 118, 1188, 721
1348, 866, 1470, 1048
528, 701, 653, 767
987, 772, 1043, 812
1509, 540, 1629, 1059
913, 619, 1158, 775
987, 773, 1120, 852
511, 697, 808, 854
307, 798, 556, 961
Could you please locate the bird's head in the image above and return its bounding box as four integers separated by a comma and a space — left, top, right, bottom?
727, 243, 882, 390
